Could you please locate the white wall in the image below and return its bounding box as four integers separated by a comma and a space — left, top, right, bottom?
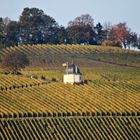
63, 74, 83, 84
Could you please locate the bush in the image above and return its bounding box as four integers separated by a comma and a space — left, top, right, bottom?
84, 80, 88, 84
1, 51, 29, 74
52, 77, 57, 82
41, 75, 46, 80
102, 40, 114, 46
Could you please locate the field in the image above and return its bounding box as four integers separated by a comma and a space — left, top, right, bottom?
0, 45, 140, 139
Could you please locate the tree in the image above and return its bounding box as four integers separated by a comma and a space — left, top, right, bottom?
3, 17, 11, 26
127, 32, 138, 49
67, 14, 95, 44
1, 51, 29, 74
67, 24, 95, 44
112, 22, 131, 48
5, 21, 20, 46
101, 22, 118, 46
19, 7, 59, 44
57, 26, 68, 44
68, 14, 94, 29
138, 35, 140, 50
50, 26, 68, 44
102, 22, 113, 40
94, 22, 103, 45
0, 18, 5, 49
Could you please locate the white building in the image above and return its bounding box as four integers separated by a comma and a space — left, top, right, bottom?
63, 63, 83, 84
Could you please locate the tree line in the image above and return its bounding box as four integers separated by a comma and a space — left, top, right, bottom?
0, 7, 140, 49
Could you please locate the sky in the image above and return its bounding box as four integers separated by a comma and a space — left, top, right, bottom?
0, 0, 140, 34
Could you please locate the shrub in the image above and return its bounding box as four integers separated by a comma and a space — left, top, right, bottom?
41, 75, 46, 80
52, 77, 57, 82
1, 51, 29, 74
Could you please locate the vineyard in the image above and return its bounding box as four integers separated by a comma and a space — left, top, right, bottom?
0, 81, 140, 115
0, 44, 140, 139
0, 44, 140, 67
1, 116, 140, 140
0, 74, 45, 91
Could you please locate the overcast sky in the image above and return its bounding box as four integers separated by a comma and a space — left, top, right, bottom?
0, 0, 140, 34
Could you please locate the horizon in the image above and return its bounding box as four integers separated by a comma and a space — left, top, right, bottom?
0, 0, 140, 34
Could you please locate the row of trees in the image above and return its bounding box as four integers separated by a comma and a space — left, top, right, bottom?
0, 7, 140, 49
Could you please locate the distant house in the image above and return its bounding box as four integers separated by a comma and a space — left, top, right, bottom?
63, 63, 83, 84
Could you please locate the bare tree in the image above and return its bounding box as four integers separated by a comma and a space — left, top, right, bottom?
103, 22, 113, 40
68, 14, 94, 29
3, 17, 11, 26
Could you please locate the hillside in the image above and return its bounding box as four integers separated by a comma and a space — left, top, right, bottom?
0, 45, 140, 139
0, 44, 140, 68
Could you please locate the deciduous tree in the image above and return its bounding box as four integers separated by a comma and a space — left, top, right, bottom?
19, 7, 59, 44
68, 14, 94, 29
67, 14, 95, 44
112, 23, 131, 48
67, 24, 95, 44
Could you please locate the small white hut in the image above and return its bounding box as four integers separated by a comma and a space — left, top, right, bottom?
63, 63, 83, 84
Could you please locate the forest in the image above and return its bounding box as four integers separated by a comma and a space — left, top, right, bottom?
0, 7, 140, 50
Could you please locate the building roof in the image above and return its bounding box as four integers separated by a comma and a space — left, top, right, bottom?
65, 64, 81, 74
